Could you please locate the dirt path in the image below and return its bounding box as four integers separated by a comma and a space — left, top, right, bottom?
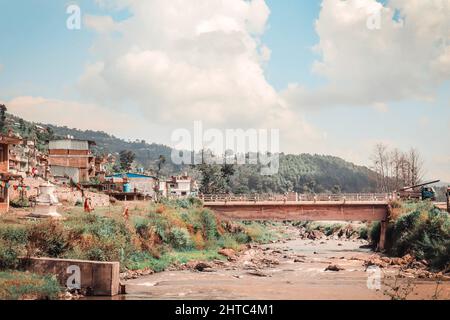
121, 234, 449, 300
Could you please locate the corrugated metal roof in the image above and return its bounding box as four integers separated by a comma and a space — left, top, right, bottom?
107, 173, 157, 179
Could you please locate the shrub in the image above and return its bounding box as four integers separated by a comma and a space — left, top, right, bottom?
192, 231, 205, 249
371, 203, 450, 270
200, 209, 218, 240
358, 226, 368, 240
233, 232, 251, 244
0, 225, 28, 246
27, 220, 71, 257
168, 227, 193, 250
10, 198, 30, 208
220, 234, 241, 251
369, 221, 381, 244
125, 252, 173, 272
389, 209, 449, 270
244, 222, 276, 243
0, 241, 20, 269
323, 223, 344, 236
147, 212, 170, 242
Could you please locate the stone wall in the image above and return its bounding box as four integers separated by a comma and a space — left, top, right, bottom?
56, 187, 110, 207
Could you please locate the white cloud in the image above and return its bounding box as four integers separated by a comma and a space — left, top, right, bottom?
282, 0, 450, 109
78, 0, 323, 154
4, 96, 154, 139
84, 15, 118, 34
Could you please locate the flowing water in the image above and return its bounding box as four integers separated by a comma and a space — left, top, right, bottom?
117, 236, 449, 300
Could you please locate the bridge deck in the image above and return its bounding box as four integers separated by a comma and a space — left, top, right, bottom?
204, 201, 389, 222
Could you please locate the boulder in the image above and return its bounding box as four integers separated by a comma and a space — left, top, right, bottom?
218, 248, 236, 260
325, 264, 344, 272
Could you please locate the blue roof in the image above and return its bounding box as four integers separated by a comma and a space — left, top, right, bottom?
108, 173, 157, 179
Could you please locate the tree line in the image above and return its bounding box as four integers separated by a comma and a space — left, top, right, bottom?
370, 143, 425, 192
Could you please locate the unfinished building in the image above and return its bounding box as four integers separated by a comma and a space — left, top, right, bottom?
48, 139, 96, 183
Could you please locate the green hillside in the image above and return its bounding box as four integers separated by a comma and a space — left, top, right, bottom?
4, 112, 378, 193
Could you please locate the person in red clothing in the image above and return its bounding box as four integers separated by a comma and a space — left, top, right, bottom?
123, 206, 129, 221
84, 197, 92, 213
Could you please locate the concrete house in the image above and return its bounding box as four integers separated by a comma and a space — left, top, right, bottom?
105, 173, 158, 197
163, 175, 197, 197
48, 138, 96, 183
0, 135, 22, 213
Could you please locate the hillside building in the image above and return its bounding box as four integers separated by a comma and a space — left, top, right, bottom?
48, 138, 96, 183
0, 135, 22, 213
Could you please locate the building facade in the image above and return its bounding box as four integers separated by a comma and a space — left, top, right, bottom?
105, 173, 158, 197
0, 135, 22, 213
161, 175, 198, 198
48, 139, 96, 183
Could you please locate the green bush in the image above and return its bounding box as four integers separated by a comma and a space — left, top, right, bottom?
389, 209, 449, 269
358, 226, 368, 240
370, 203, 450, 270
244, 222, 277, 243
126, 252, 173, 272
219, 234, 241, 251
27, 220, 71, 257
200, 209, 218, 240
147, 212, 170, 242
0, 241, 20, 269
233, 232, 251, 244
0, 226, 28, 246
168, 227, 193, 250
10, 198, 30, 208
369, 221, 381, 244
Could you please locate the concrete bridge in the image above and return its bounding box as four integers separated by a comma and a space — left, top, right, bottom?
201, 193, 392, 250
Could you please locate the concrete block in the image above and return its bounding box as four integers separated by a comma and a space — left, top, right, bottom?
20, 257, 120, 296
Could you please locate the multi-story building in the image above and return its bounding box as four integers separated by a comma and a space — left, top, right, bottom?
48, 138, 96, 183
160, 175, 198, 197
0, 135, 22, 213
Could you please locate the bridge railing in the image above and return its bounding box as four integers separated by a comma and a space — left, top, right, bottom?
199, 193, 393, 203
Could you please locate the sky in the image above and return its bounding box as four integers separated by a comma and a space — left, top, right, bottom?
0, 0, 449, 181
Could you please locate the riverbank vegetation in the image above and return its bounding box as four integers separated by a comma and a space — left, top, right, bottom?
370, 201, 449, 270
0, 271, 61, 300
0, 199, 280, 275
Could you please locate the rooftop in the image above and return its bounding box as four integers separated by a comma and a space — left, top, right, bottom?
108, 173, 157, 179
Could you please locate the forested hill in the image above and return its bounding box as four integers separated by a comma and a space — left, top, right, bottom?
5, 112, 378, 193
229, 154, 378, 194
5, 112, 180, 174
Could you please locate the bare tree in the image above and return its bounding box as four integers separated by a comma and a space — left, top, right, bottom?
371, 143, 391, 192
371, 144, 425, 192
407, 148, 424, 186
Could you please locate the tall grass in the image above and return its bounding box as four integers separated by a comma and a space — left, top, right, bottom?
0, 271, 61, 300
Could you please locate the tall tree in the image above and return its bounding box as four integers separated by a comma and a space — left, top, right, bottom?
119, 150, 136, 172
0, 104, 7, 134
408, 148, 424, 186
156, 155, 166, 178
198, 163, 227, 194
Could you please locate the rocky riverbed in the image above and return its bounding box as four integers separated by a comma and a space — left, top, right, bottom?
119, 225, 449, 300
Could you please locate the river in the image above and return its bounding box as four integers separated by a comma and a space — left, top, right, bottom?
118, 230, 449, 300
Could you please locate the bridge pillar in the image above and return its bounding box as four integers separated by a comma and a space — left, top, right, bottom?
378, 220, 388, 251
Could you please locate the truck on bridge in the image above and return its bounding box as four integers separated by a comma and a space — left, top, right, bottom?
396, 180, 440, 201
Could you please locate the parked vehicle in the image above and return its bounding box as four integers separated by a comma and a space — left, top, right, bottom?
396, 180, 440, 201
